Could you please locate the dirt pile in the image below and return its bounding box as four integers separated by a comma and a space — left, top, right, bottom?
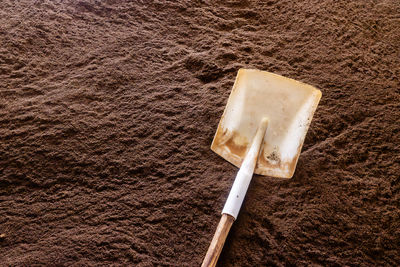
1, 0, 399, 266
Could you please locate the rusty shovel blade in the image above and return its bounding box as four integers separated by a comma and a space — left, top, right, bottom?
211, 69, 321, 178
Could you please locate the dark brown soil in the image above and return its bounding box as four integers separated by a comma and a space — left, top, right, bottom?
1, 0, 399, 266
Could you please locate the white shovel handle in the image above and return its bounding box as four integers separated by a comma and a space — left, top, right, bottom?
202, 118, 269, 267
222, 118, 269, 219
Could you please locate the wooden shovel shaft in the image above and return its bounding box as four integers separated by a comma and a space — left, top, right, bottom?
201, 214, 235, 267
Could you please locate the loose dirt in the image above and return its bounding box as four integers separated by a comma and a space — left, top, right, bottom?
1, 0, 399, 266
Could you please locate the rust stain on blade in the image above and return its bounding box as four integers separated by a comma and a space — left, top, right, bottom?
257, 145, 281, 169
212, 127, 248, 159
255, 142, 303, 178
224, 133, 248, 158
212, 127, 305, 178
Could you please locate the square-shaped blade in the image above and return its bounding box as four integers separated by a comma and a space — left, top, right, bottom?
211, 69, 321, 178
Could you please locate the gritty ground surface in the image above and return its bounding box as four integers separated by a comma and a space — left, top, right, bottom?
1, 0, 399, 266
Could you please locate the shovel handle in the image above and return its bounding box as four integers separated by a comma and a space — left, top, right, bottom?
202, 118, 268, 266
201, 213, 235, 267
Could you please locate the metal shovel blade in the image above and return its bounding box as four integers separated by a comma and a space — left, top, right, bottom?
211, 69, 321, 178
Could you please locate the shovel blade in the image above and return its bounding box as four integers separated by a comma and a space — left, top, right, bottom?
211, 69, 321, 178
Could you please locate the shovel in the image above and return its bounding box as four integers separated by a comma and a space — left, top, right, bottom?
201, 69, 321, 267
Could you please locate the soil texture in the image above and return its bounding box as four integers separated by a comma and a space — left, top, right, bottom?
1, 0, 399, 266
